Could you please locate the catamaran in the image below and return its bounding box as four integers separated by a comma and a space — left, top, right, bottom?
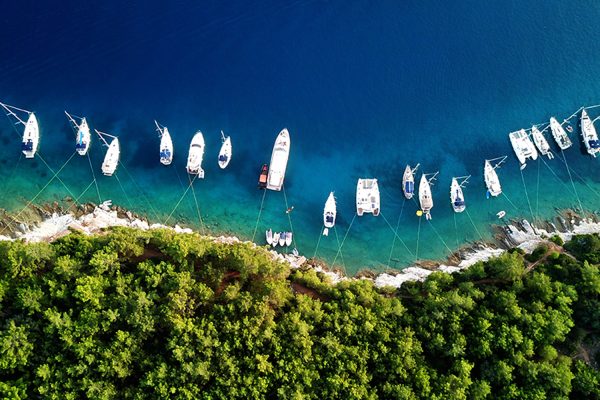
218, 130, 232, 169
266, 128, 290, 191
0, 102, 39, 159
450, 175, 470, 213
484, 156, 506, 197
356, 178, 380, 216
549, 117, 572, 150
155, 120, 173, 166
531, 126, 554, 159
509, 129, 537, 167
580, 108, 600, 157
95, 130, 120, 176
323, 191, 337, 236
65, 111, 91, 156
419, 172, 437, 220
186, 131, 205, 177
402, 163, 419, 200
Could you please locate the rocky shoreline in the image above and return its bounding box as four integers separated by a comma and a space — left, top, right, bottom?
1, 200, 599, 288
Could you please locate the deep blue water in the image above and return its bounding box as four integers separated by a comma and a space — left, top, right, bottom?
2, 1, 600, 273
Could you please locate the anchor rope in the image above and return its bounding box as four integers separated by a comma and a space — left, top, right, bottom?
464, 208, 485, 241
381, 211, 414, 258
556, 150, 600, 204
427, 219, 454, 254
282, 185, 296, 249
519, 166, 536, 223
332, 213, 356, 267
188, 174, 205, 234
114, 174, 135, 210
312, 226, 323, 259
164, 174, 197, 225
86, 152, 102, 203
415, 216, 421, 262
535, 158, 541, 219
453, 212, 460, 250
333, 224, 347, 273
386, 198, 406, 268
501, 192, 520, 212
251, 189, 267, 242
118, 161, 161, 222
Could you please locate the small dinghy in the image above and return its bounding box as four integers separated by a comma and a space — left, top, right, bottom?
419, 172, 438, 220
581, 108, 600, 157
0, 102, 39, 159
497, 210, 506, 219
450, 175, 469, 213
402, 163, 419, 200
509, 129, 538, 168
155, 120, 173, 165
218, 130, 232, 169
549, 117, 572, 150
356, 179, 380, 216
272, 232, 280, 247
278, 233, 286, 247
323, 192, 337, 236
484, 156, 506, 197
65, 111, 91, 156
285, 232, 293, 246
267, 128, 291, 191
186, 131, 205, 177
258, 164, 268, 189
266, 229, 273, 245
531, 126, 554, 159
95, 130, 120, 176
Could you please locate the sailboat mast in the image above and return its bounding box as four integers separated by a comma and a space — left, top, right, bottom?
0, 102, 28, 125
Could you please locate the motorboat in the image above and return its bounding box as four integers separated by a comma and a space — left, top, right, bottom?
285, 232, 292, 246
258, 164, 268, 189
497, 210, 506, 219
155, 120, 173, 166
484, 157, 506, 197
402, 163, 419, 200
278, 232, 286, 246
0, 102, 39, 159
65, 111, 91, 156
418, 173, 436, 220
272, 232, 280, 247
266, 128, 290, 191
218, 130, 232, 169
450, 176, 467, 213
356, 178, 380, 216
266, 229, 273, 245
323, 191, 336, 236
509, 129, 538, 167
530, 126, 553, 159
549, 117, 572, 150
581, 108, 600, 157
186, 131, 205, 177
96, 130, 120, 176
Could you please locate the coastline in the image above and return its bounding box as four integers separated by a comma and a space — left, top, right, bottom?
1, 200, 599, 288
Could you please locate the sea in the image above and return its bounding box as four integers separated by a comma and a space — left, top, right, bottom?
2, 0, 600, 274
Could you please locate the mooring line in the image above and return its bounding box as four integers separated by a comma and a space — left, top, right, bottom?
332, 213, 356, 267
188, 174, 205, 234
386, 199, 406, 268
164, 174, 197, 225
519, 166, 535, 223
381, 211, 414, 259
251, 189, 267, 242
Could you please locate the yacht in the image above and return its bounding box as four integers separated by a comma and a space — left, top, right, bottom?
484, 157, 506, 197
530, 126, 553, 159
509, 129, 538, 167
450, 177, 467, 213
186, 131, 205, 177
402, 163, 419, 200
65, 111, 91, 156
418, 173, 436, 220
96, 130, 120, 176
581, 108, 600, 157
549, 117, 572, 150
266, 128, 290, 191
356, 178, 380, 216
218, 130, 232, 169
323, 192, 336, 236
155, 120, 173, 165
0, 102, 39, 159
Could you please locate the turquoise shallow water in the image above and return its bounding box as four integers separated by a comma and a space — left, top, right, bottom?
2, 1, 600, 274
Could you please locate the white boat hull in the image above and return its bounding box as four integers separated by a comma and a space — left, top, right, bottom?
22, 113, 39, 159
187, 131, 205, 177
102, 138, 120, 176
549, 117, 572, 150
323, 192, 336, 231
484, 160, 502, 197
450, 178, 465, 213
581, 109, 600, 157
531, 126, 553, 159
419, 175, 433, 219
218, 136, 232, 169
76, 118, 91, 156
402, 165, 415, 199
267, 129, 290, 191
160, 127, 173, 166
285, 232, 292, 246
356, 178, 380, 216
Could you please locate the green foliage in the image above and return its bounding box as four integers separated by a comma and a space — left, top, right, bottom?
550, 235, 564, 246
0, 228, 598, 398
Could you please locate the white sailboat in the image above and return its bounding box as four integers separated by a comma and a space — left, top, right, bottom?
285, 232, 293, 246
186, 131, 205, 177
0, 102, 39, 159
155, 120, 173, 166
267, 128, 291, 191
530, 126, 553, 159
323, 191, 336, 236
356, 178, 380, 216
218, 130, 232, 169
484, 156, 506, 197
418, 172, 437, 220
65, 111, 91, 156
266, 229, 273, 245
549, 117, 572, 150
580, 108, 600, 157
402, 163, 419, 200
450, 175, 470, 213
509, 129, 538, 167
95, 130, 120, 176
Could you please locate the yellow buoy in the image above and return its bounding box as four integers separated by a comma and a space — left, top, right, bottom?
416, 210, 423, 217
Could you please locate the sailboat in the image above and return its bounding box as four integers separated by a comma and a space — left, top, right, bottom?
218, 130, 232, 169
530, 126, 554, 159
267, 128, 291, 191
65, 111, 91, 156
356, 178, 380, 216
402, 163, 419, 200
95, 130, 120, 176
155, 120, 173, 166
323, 192, 337, 236
580, 108, 600, 157
484, 156, 506, 197
509, 129, 537, 168
186, 131, 205, 177
0, 102, 39, 159
549, 117, 572, 150
418, 172, 437, 220
450, 175, 470, 213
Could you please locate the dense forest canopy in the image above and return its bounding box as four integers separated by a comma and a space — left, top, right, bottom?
0, 227, 598, 399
